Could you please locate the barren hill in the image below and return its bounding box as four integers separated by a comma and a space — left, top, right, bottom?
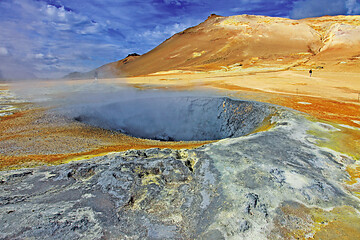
73, 14, 360, 78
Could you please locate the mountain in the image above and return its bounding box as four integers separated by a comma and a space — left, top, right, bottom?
63, 53, 140, 79
300, 15, 360, 71
66, 14, 360, 79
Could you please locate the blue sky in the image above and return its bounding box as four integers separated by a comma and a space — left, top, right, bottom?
0, 0, 359, 79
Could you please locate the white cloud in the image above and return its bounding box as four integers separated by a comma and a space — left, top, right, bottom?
346, 0, 360, 14
0, 47, 8, 56
138, 22, 195, 40
77, 22, 101, 35
0, 0, 116, 78
290, 0, 360, 19
163, 0, 182, 6
35, 53, 44, 59
0, 0, 206, 78
163, 0, 199, 6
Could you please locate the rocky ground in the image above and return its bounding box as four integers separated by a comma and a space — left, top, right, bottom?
1, 13, 360, 239
1, 101, 359, 239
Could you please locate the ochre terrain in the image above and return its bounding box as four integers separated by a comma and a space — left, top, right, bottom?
0, 102, 212, 170
2, 14, 360, 168
91, 14, 360, 77
1, 14, 360, 238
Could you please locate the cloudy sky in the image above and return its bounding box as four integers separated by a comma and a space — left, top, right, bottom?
0, 0, 359, 79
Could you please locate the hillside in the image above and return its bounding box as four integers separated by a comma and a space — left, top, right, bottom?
67, 14, 360, 79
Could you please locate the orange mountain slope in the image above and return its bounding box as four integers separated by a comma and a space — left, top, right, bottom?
91, 14, 360, 77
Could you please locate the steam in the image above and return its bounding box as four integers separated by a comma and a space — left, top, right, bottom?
19, 79, 260, 141
9, 78, 128, 105
8, 74, 273, 142
68, 96, 272, 141
9, 78, 225, 140
0, 55, 38, 81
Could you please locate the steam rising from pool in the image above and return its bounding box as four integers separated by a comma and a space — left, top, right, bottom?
72, 96, 273, 141
7, 80, 275, 141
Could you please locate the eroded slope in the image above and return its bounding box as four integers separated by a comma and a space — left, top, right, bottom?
88, 14, 360, 77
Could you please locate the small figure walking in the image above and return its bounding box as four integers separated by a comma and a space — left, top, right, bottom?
309, 69, 312, 77
94, 71, 98, 82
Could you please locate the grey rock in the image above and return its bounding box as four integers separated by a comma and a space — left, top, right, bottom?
245, 193, 259, 214
200, 229, 225, 240
239, 219, 251, 232
270, 168, 286, 185
0, 100, 359, 239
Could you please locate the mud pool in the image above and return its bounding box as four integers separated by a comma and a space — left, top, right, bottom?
1, 85, 360, 239
72, 97, 274, 141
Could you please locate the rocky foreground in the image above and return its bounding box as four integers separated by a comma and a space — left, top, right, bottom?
1, 104, 359, 239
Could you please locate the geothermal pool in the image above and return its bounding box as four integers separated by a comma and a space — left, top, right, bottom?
2, 83, 359, 240
73, 96, 274, 141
